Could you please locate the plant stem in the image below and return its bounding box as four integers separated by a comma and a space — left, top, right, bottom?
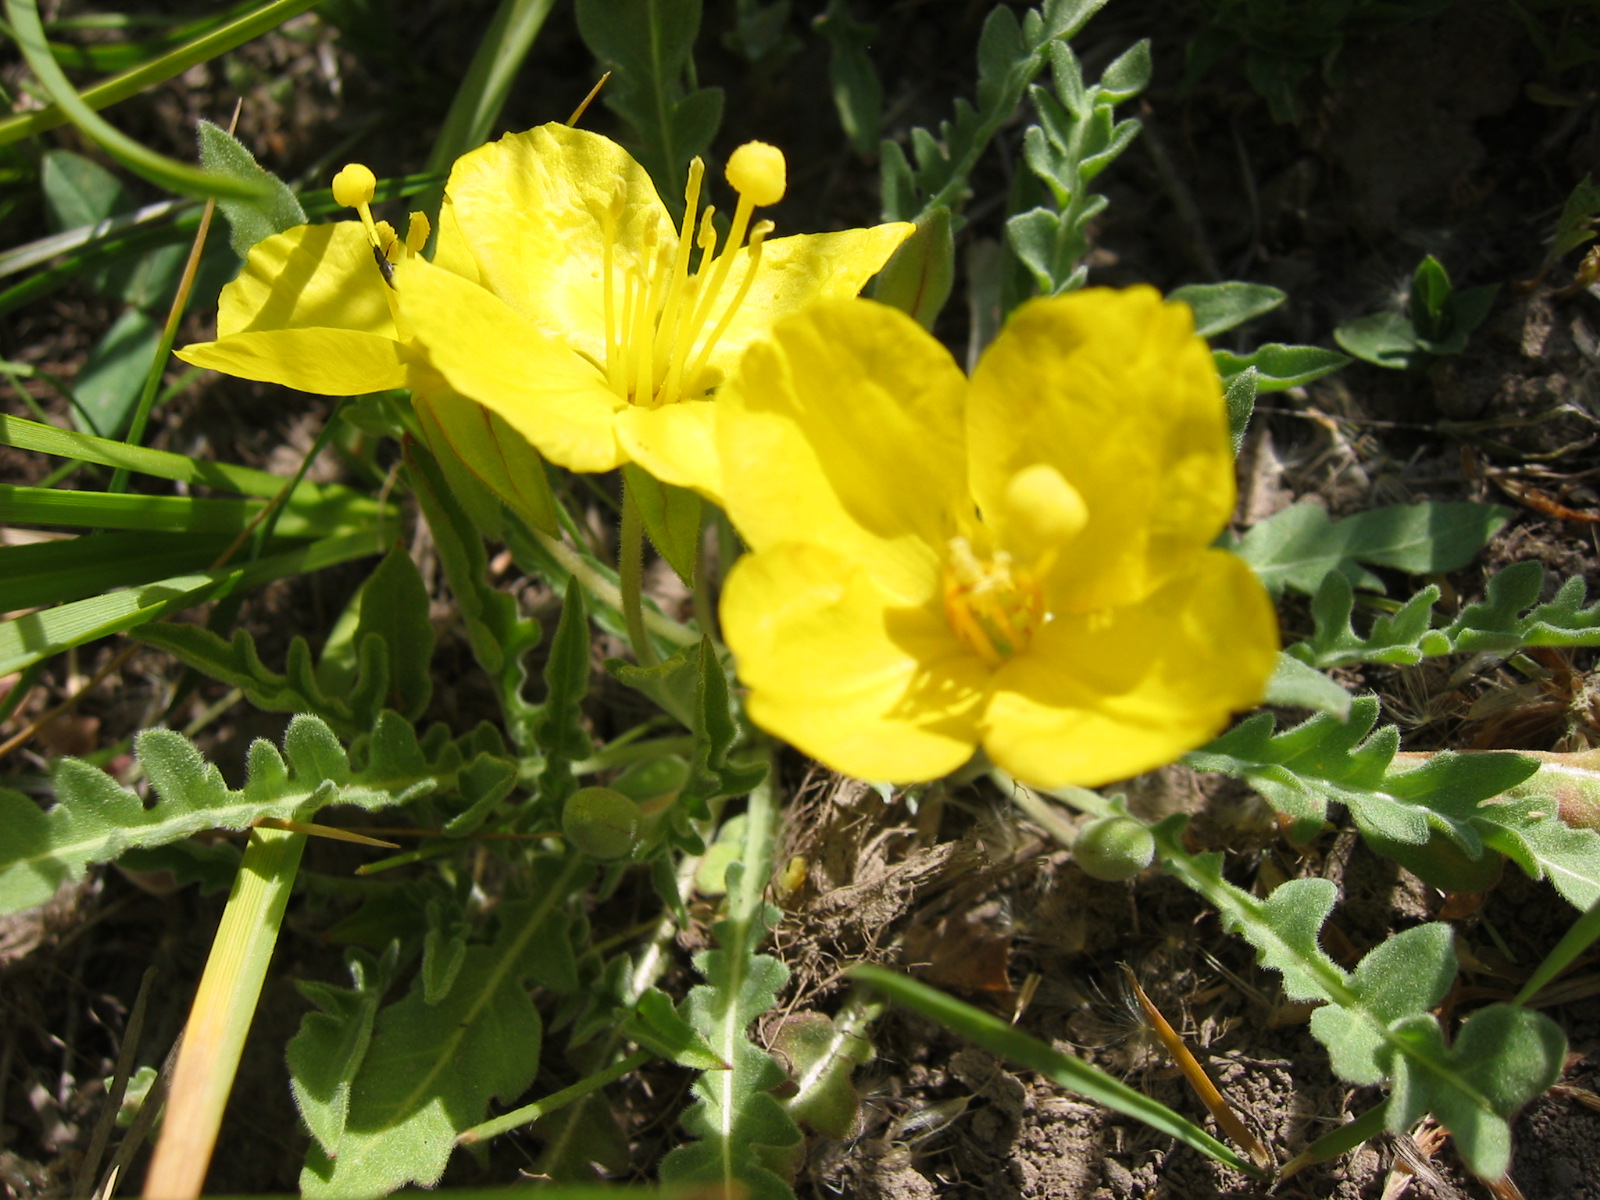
530, 524, 699, 649
618, 480, 659, 668
455, 1048, 652, 1145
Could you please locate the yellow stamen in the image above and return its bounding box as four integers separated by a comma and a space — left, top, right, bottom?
942, 536, 1044, 668
599, 141, 789, 408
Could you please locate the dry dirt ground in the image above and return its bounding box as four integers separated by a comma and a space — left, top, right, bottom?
5, 1, 1600, 1197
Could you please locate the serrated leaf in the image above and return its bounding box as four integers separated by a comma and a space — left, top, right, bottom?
1234, 500, 1511, 597
301, 861, 582, 1198
623, 987, 726, 1070
350, 545, 435, 724
1385, 1005, 1564, 1180
288, 944, 400, 1155
1289, 562, 1600, 668
196, 120, 306, 258
660, 865, 801, 1200
0, 714, 440, 915
1262, 649, 1353, 717
574, 0, 720, 203
1308, 924, 1457, 1084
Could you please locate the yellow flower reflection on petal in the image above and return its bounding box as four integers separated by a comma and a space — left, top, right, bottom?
716, 287, 1280, 789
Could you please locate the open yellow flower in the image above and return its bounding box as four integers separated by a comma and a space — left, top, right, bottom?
388, 124, 908, 497
716, 287, 1279, 788
178, 124, 911, 501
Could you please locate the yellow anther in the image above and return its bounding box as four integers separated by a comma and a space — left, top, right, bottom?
332, 163, 377, 209
942, 535, 1044, 667
726, 141, 786, 207
405, 211, 431, 255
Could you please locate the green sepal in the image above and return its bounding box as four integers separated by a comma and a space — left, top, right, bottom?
622, 463, 701, 585
871, 205, 954, 329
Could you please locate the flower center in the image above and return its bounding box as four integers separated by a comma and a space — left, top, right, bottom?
941, 536, 1045, 667
600, 141, 786, 409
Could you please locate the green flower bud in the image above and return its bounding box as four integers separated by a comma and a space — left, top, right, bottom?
1072, 815, 1155, 881
563, 787, 642, 860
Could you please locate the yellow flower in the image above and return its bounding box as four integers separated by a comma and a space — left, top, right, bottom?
387, 125, 908, 497
179, 124, 910, 500
716, 288, 1279, 788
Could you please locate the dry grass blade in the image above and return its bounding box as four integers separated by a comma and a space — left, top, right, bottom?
1120, 965, 1274, 1172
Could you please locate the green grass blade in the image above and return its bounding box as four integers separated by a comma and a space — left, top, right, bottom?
0, 413, 368, 500
3, 0, 271, 200
850, 965, 1262, 1176
0, 485, 384, 538
0, 0, 322, 149
0, 530, 269, 611
0, 527, 388, 675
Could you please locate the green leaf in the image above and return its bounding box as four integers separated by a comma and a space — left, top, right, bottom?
0, 530, 250, 612
851, 964, 1258, 1173
623, 463, 701, 585
534, 577, 595, 803
1155, 820, 1565, 1183
660, 867, 802, 1200
1335, 309, 1423, 369
300, 857, 583, 1198
413, 391, 558, 538
1212, 343, 1349, 391
196, 119, 306, 258
1234, 500, 1511, 597
288, 944, 400, 1155
882, 0, 1110, 222
349, 546, 435, 724
1385, 1005, 1564, 1180
1169, 281, 1285, 337
1261, 650, 1352, 718
816, 0, 883, 157
772, 1011, 874, 1139
574, 0, 723, 204
1308, 924, 1457, 1084
622, 987, 726, 1071
1552, 172, 1600, 259
1223, 366, 1257, 455
71, 306, 159, 438
1289, 562, 1600, 668
0, 715, 439, 915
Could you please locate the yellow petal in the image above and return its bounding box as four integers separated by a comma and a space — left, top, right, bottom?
721, 541, 988, 782
717, 298, 966, 605
694, 224, 913, 384
175, 328, 410, 394
614, 400, 723, 503
981, 550, 1278, 788
968, 287, 1235, 612
214, 222, 396, 340
442, 122, 674, 362
430, 192, 482, 287
393, 258, 626, 474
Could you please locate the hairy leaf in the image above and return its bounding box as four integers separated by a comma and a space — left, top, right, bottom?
300, 857, 583, 1198
1291, 562, 1600, 668
1234, 500, 1511, 597
0, 713, 443, 915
